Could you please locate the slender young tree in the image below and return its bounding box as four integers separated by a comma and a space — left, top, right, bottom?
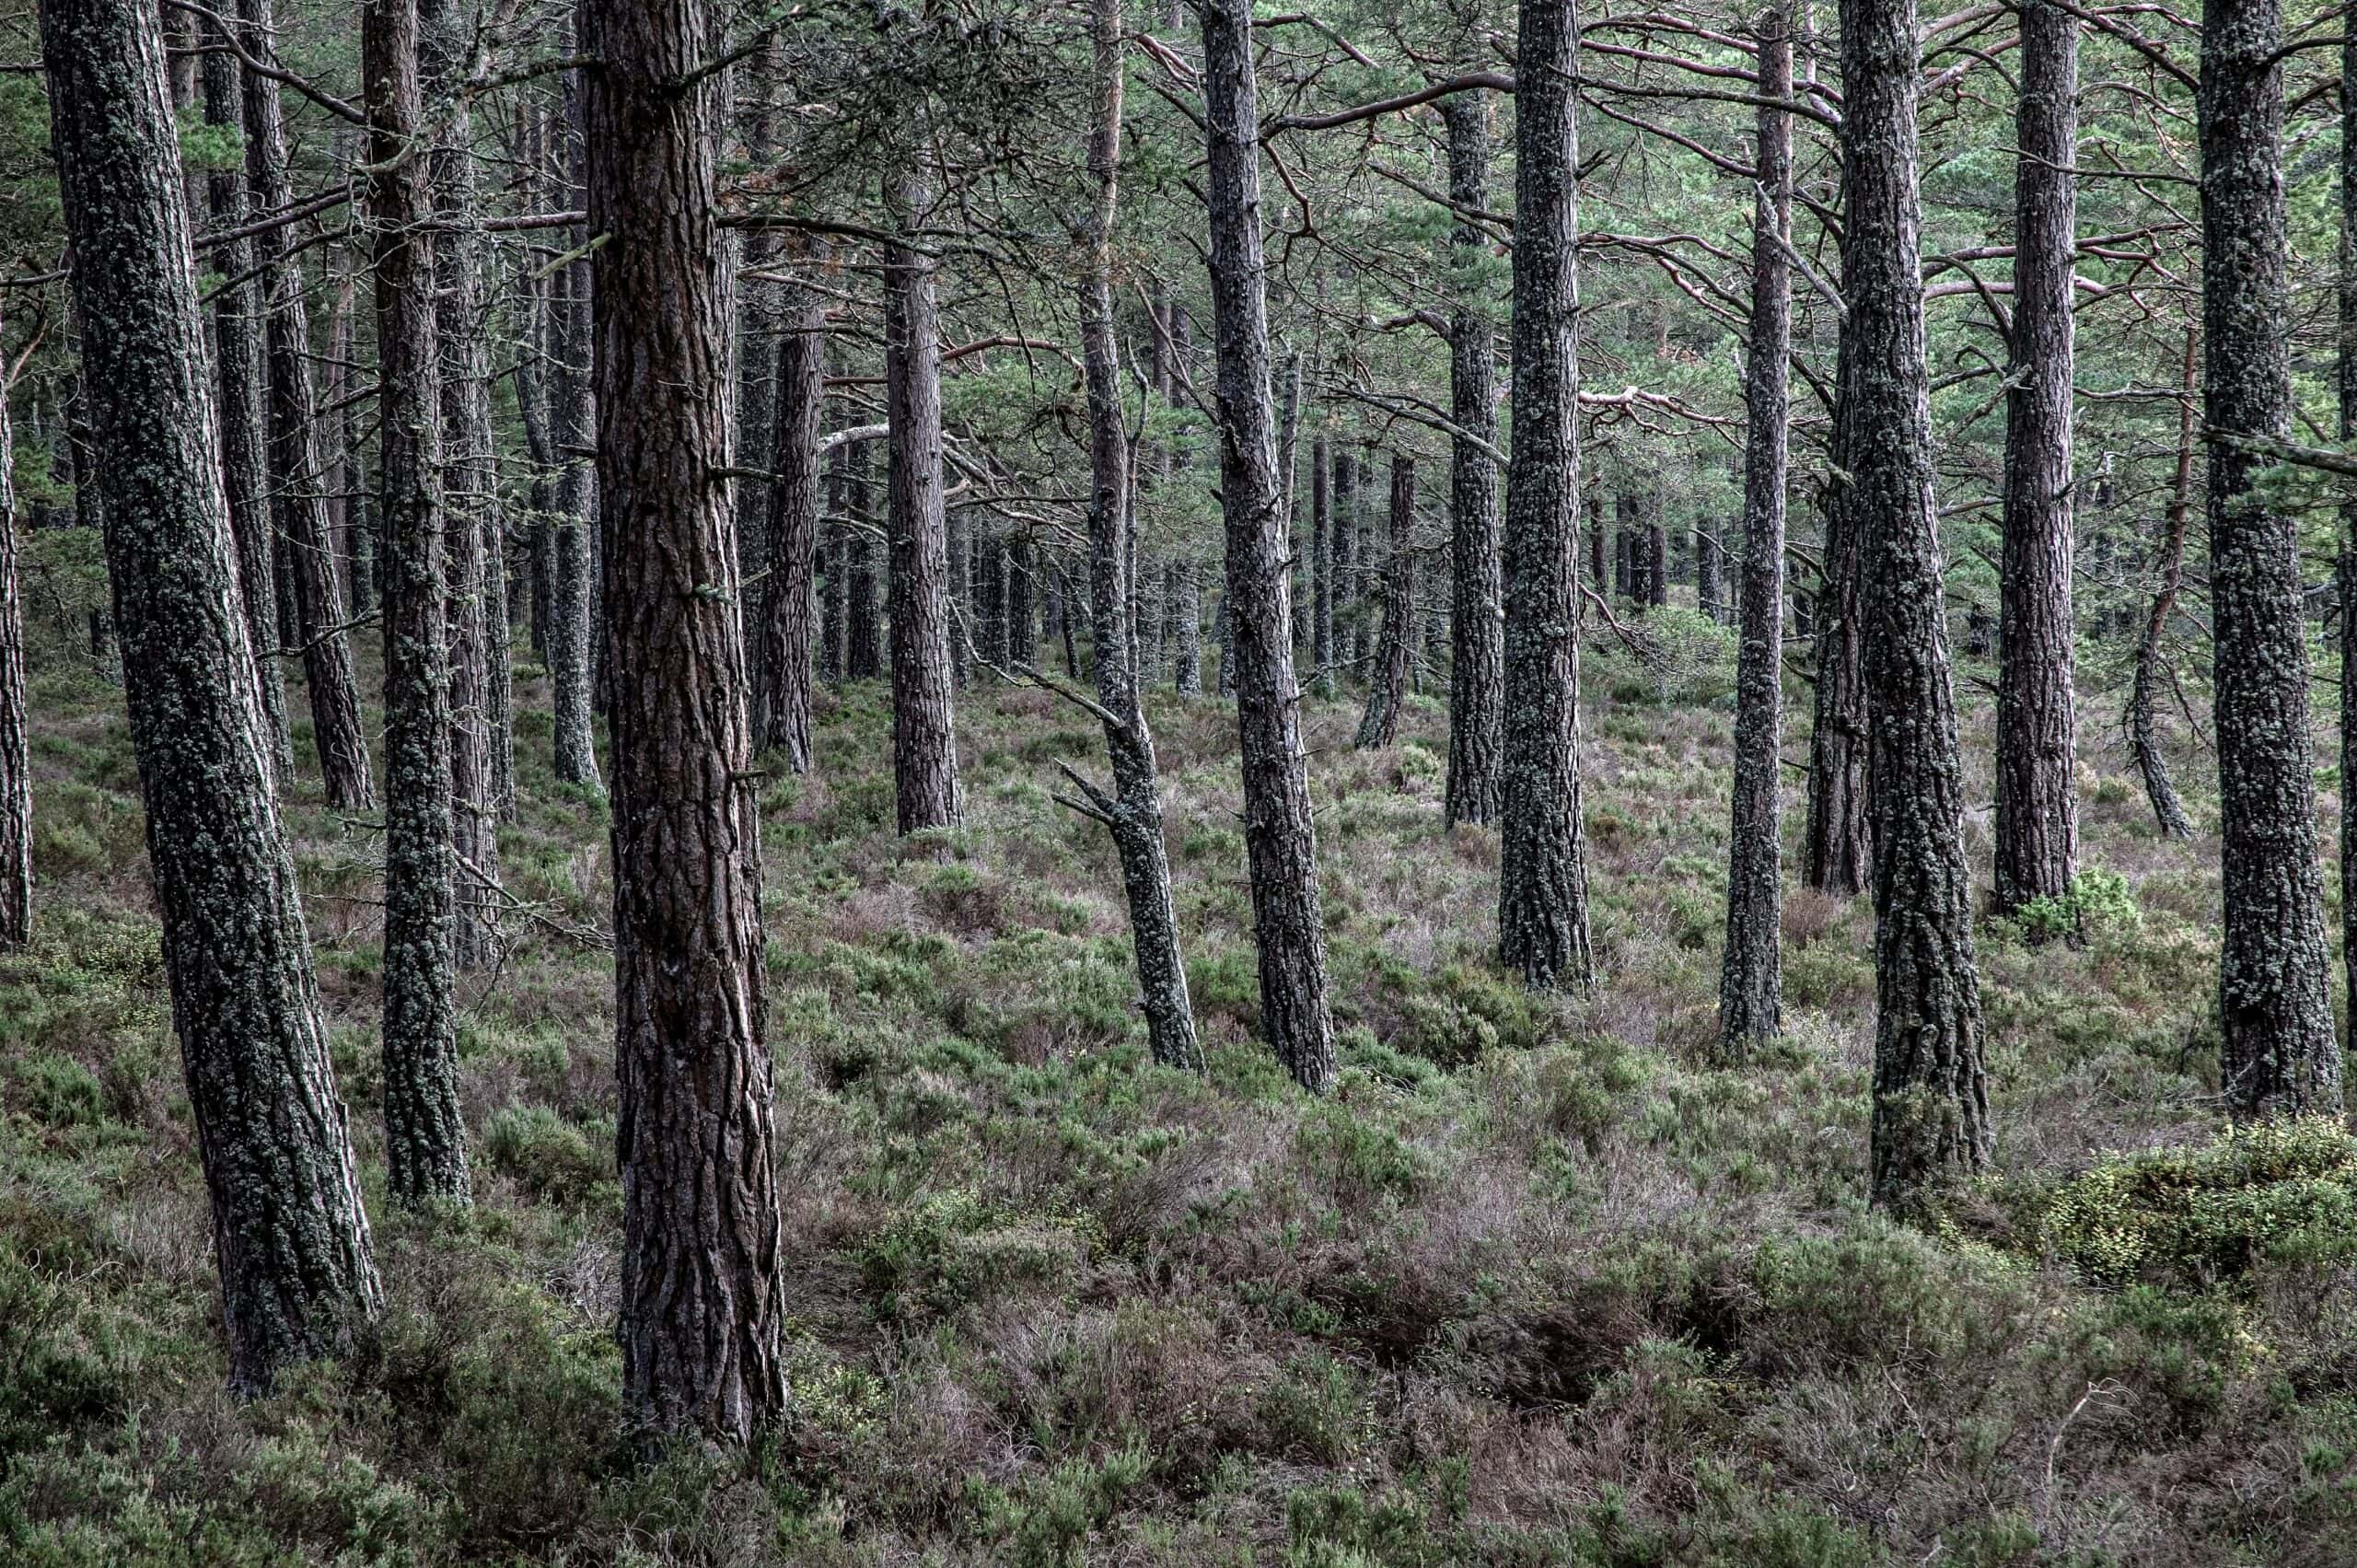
886, 176, 964, 833
756, 287, 824, 772
1200, 0, 1336, 1090
1993, 0, 2080, 920
582, 0, 789, 1445
1354, 454, 1415, 749
1497, 0, 1596, 992
548, 81, 604, 794
1840, 0, 1991, 1203
1719, 2, 1791, 1053
1311, 435, 1335, 696
1442, 90, 1504, 827
2342, 26, 2357, 1050
41, 0, 381, 1388
0, 306, 27, 949
2202, 0, 2341, 1115
365, 0, 469, 1207
846, 439, 883, 679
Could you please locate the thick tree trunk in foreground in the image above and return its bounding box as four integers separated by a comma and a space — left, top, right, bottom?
2202, 0, 2341, 1116
1073, 0, 1200, 1070
582, 0, 788, 1446
1993, 0, 2080, 920
0, 312, 28, 948
1200, 0, 1336, 1090
1443, 92, 1504, 828
885, 179, 964, 833
238, 0, 372, 807
2130, 327, 2199, 842
1497, 0, 1596, 992
1719, 4, 1791, 1055
41, 0, 381, 1389
202, 34, 290, 790
756, 291, 824, 771
366, 0, 468, 1208
1841, 0, 1991, 1204
1355, 455, 1415, 749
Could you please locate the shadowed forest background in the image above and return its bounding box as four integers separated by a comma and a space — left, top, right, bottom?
6, 0, 2357, 1562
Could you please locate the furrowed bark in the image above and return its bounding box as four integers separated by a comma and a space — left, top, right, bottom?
1442, 91, 1504, 828
1497, 0, 1596, 993
1355, 454, 1415, 749
886, 176, 963, 833
41, 0, 382, 1390
2128, 332, 2198, 842
756, 288, 824, 772
582, 0, 788, 1445
1199, 0, 1336, 1089
548, 79, 603, 793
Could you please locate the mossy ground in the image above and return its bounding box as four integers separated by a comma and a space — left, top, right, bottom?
4, 575, 2356, 1564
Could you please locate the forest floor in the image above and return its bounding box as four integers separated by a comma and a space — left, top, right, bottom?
5, 587, 2357, 1565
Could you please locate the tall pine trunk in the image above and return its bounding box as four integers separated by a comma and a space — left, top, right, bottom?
756, 290, 824, 772
1354, 455, 1415, 749
1497, 0, 1596, 992
1719, 3, 1792, 1054
1200, 0, 1336, 1089
2342, 29, 2357, 1053
549, 81, 604, 793
1311, 436, 1335, 697
847, 439, 883, 679
2130, 327, 2199, 841
1841, 0, 1992, 1204
583, 0, 788, 1445
885, 177, 964, 833
365, 0, 469, 1207
1993, 0, 2080, 919
41, 0, 382, 1389
1442, 93, 1504, 827
0, 308, 28, 947
2203, 0, 2341, 1115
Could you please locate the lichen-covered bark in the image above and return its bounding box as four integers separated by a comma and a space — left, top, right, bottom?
756, 291, 824, 772
365, 0, 469, 1208
1719, 4, 1791, 1054
2202, 0, 2341, 1116
1200, 0, 1335, 1090
2340, 30, 2357, 1056
1007, 534, 1036, 668
200, 30, 290, 790
885, 177, 964, 834
582, 0, 788, 1446
1355, 455, 1415, 749
1331, 447, 1357, 679
548, 81, 603, 794
1993, 0, 2080, 920
1840, 0, 1992, 1205
237, 0, 372, 808
0, 309, 29, 948
1442, 93, 1504, 828
1803, 331, 1871, 896
41, 0, 382, 1389
1497, 0, 1596, 993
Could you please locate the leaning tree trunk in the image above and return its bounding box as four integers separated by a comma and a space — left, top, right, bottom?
1442, 92, 1504, 828
1719, 3, 1792, 1055
1842, 0, 1992, 1206
885, 177, 964, 834
201, 29, 290, 790
1355, 454, 1416, 749
1993, 0, 2080, 920
238, 0, 372, 807
41, 0, 382, 1390
1067, 0, 1201, 1071
422, 0, 502, 968
1200, 0, 1336, 1090
2202, 0, 2341, 1116
756, 289, 824, 772
2129, 327, 2199, 842
365, 0, 468, 1209
0, 308, 28, 948
582, 0, 789, 1446
1497, 0, 1596, 993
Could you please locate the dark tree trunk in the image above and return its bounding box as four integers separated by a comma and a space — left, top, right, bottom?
1443, 92, 1504, 827
820, 447, 848, 684
1071, 0, 1200, 1069
365, 0, 468, 1208
1200, 0, 1336, 1089
1497, 0, 1596, 992
548, 82, 604, 793
41, 0, 382, 1389
2342, 30, 2357, 1050
1696, 525, 1724, 624
1645, 519, 1668, 610
1331, 446, 1356, 680
846, 440, 883, 680
1719, 4, 1792, 1055
2130, 328, 2198, 841
1275, 349, 1303, 669
238, 0, 371, 808
2202, 0, 2342, 1115
1587, 511, 1606, 593
1841, 0, 1992, 1204
201, 30, 290, 790
1355, 455, 1416, 749
582, 0, 788, 1446
756, 291, 824, 772
1993, 0, 2080, 920
1167, 559, 1202, 693
1006, 532, 1036, 668
422, 0, 502, 966
1311, 436, 1335, 696
886, 178, 964, 833
972, 528, 1005, 670
0, 311, 28, 947
1803, 394, 1872, 894
332, 263, 377, 621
